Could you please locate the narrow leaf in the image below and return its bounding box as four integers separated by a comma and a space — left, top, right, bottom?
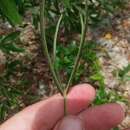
0, 0, 22, 25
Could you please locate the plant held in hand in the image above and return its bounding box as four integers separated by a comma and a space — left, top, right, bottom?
40, 0, 88, 115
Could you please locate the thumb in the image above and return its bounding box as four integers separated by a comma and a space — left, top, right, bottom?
54, 115, 85, 130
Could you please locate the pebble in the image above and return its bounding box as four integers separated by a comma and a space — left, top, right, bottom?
0, 50, 6, 74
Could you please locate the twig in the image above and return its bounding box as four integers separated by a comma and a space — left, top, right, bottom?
65, 0, 89, 93
53, 14, 63, 63
40, 0, 63, 95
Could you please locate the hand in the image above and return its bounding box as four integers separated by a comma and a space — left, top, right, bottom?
0, 84, 128, 130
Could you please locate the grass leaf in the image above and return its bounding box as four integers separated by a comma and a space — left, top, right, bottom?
0, 0, 22, 25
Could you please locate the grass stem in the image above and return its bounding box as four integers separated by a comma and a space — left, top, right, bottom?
40, 0, 63, 95
65, 0, 89, 93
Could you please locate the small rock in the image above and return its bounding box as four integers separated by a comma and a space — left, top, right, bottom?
0, 50, 6, 74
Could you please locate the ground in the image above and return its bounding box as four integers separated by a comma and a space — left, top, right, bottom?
0, 2, 130, 129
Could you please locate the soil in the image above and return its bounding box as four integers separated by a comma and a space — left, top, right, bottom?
0, 3, 130, 129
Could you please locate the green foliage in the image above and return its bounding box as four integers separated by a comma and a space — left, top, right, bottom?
0, 79, 22, 120
55, 41, 101, 85
55, 41, 127, 105
0, 32, 26, 122
0, 0, 22, 26
0, 60, 34, 122
45, 0, 127, 33
0, 32, 24, 54
0, 0, 127, 28
119, 64, 130, 81
55, 42, 78, 76
113, 127, 120, 130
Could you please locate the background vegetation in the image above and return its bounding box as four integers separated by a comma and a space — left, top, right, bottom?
0, 0, 128, 125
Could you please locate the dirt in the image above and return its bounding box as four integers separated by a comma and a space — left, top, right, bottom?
90, 6, 130, 128
0, 3, 130, 128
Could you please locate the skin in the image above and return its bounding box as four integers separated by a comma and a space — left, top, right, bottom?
0, 84, 129, 130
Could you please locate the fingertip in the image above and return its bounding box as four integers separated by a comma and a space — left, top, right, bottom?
79, 103, 125, 130
68, 84, 96, 101
67, 84, 96, 114
108, 103, 125, 124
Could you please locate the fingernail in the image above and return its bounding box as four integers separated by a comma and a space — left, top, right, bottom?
57, 116, 85, 130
